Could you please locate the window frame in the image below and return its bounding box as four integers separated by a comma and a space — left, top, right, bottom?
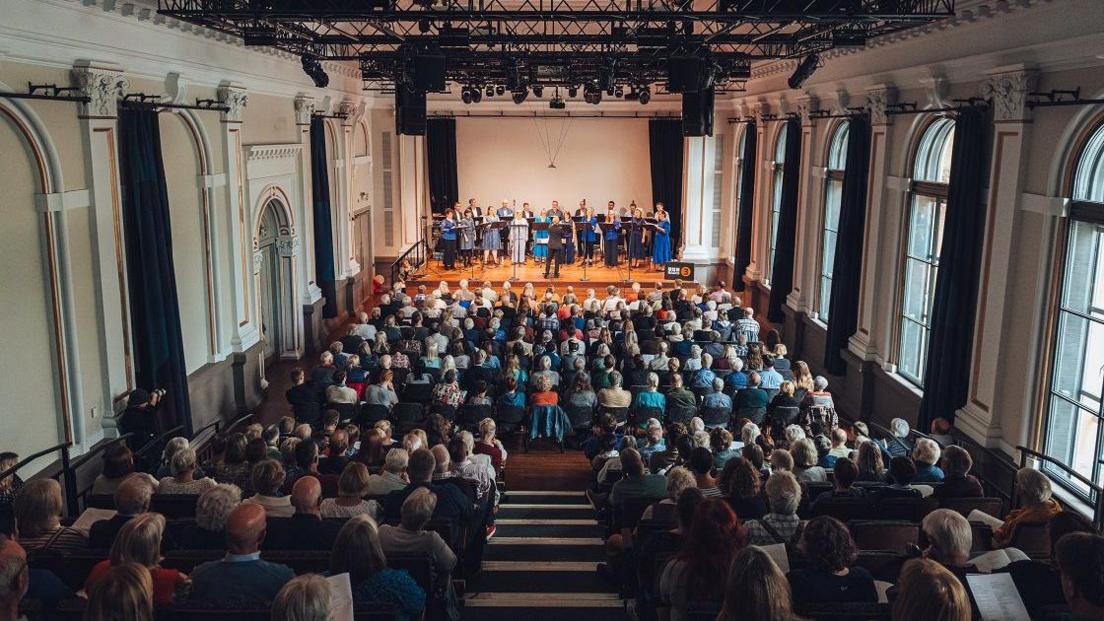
817, 121, 850, 322
1041, 119, 1104, 506
896, 117, 956, 388
764, 126, 788, 287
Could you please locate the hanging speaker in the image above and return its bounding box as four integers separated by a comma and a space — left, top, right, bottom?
395, 86, 427, 135
681, 86, 715, 137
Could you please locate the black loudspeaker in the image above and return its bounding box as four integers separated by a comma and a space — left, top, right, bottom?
667, 56, 704, 93
414, 52, 447, 92
395, 86, 427, 135
682, 86, 715, 137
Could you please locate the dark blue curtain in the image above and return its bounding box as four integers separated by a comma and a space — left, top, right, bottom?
918, 107, 989, 429
117, 106, 193, 435
733, 122, 758, 291
767, 119, 803, 323
427, 118, 458, 215
310, 117, 338, 318
823, 116, 872, 375
649, 119, 684, 255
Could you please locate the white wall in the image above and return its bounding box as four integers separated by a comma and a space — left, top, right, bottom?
455, 117, 652, 213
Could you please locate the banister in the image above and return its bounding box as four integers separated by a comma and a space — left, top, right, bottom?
390, 238, 430, 286
1017, 445, 1103, 531
0, 443, 72, 483
0, 443, 77, 517
134, 425, 186, 465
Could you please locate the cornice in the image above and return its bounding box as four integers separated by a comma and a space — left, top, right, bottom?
246, 143, 305, 162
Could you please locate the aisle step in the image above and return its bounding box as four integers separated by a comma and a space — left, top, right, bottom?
495, 519, 595, 525
460, 607, 623, 621
489, 537, 605, 546
496, 523, 603, 538
502, 492, 589, 505
470, 570, 614, 593
465, 592, 623, 608
482, 561, 600, 572
496, 507, 596, 520
485, 543, 607, 562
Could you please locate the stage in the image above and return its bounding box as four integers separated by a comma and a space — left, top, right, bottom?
406, 257, 674, 289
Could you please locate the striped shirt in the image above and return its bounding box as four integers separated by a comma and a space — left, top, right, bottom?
21, 526, 87, 552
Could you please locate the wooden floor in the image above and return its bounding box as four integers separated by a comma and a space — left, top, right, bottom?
498, 441, 593, 491
411, 256, 671, 288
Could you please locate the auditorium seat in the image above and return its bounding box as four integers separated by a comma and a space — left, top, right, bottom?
811, 496, 876, 523
700, 407, 730, 429
150, 494, 199, 519
392, 402, 426, 433
848, 520, 919, 552
939, 496, 1004, 519
493, 404, 527, 437
360, 403, 391, 425
1010, 523, 1051, 558
853, 551, 907, 582
876, 496, 939, 522
795, 601, 891, 620
46, 598, 398, 621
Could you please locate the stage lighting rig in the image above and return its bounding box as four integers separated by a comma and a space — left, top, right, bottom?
485, 85, 495, 98
549, 91, 566, 109
471, 87, 482, 103
639, 87, 651, 105
583, 82, 603, 105
461, 87, 473, 104
614, 85, 624, 98
511, 87, 529, 104
788, 54, 820, 89
568, 85, 578, 98
496, 85, 505, 95
532, 84, 544, 98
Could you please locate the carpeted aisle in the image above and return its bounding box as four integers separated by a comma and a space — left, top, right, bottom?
462, 490, 627, 620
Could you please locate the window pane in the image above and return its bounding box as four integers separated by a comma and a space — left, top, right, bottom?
1044, 397, 1097, 497
908, 196, 936, 260
825, 180, 843, 231
822, 231, 837, 277
819, 276, 832, 319
902, 258, 931, 324
1060, 220, 1104, 316
899, 318, 926, 384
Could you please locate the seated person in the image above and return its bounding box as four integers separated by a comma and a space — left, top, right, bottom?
529, 375, 560, 406
874, 457, 923, 499
791, 438, 827, 483
13, 479, 87, 552
265, 476, 345, 551
810, 457, 865, 513
659, 498, 747, 621
788, 516, 877, 605
881, 417, 914, 461
329, 515, 426, 620
723, 458, 768, 521
664, 374, 698, 414
1054, 531, 1104, 621
241, 460, 294, 518
745, 471, 805, 546
588, 448, 666, 514
639, 466, 696, 524
91, 444, 156, 495
687, 447, 722, 497
320, 462, 380, 519
85, 513, 186, 605
383, 449, 475, 525
993, 468, 1062, 548
632, 373, 666, 413
1004, 512, 1095, 616
366, 448, 411, 497
701, 378, 732, 412
89, 474, 160, 550
187, 504, 294, 604
271, 575, 333, 621
934, 446, 983, 500
717, 546, 795, 621
170, 483, 241, 550
637, 421, 666, 465
891, 558, 972, 621
732, 372, 769, 414
158, 447, 216, 495
912, 438, 945, 483
379, 488, 457, 594
598, 371, 632, 409
710, 428, 738, 469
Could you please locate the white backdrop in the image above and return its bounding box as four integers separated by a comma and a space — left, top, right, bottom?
455, 117, 653, 214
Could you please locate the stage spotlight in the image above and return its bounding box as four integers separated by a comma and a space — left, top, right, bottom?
417, 19, 432, 33
639, 87, 651, 104
496, 85, 505, 95
461, 88, 473, 104
787, 54, 819, 90
568, 85, 578, 98
549, 95, 566, 109
471, 87, 482, 103
583, 82, 603, 105
301, 56, 329, 88
614, 85, 624, 98
485, 85, 495, 98
532, 84, 544, 98
511, 87, 528, 104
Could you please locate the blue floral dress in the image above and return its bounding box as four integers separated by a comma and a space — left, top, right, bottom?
652, 219, 672, 264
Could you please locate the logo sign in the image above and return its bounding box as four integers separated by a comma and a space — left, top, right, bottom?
664, 261, 696, 281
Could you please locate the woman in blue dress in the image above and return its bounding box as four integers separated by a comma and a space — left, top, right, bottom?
533, 209, 549, 265
481, 208, 502, 266
581, 207, 599, 266
651, 210, 672, 268
603, 213, 621, 267
628, 206, 646, 268
440, 208, 457, 269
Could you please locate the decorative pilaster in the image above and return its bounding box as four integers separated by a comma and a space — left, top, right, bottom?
333, 99, 359, 279
849, 84, 896, 362
788, 94, 819, 314
745, 100, 772, 282
957, 66, 1038, 447
294, 94, 323, 304
71, 60, 132, 439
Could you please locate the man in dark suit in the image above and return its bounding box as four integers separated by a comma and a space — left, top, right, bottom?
264, 476, 344, 551
544, 215, 566, 278
285, 368, 321, 427
89, 475, 169, 550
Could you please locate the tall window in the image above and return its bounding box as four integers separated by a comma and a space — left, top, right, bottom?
1044, 121, 1104, 502
731, 127, 746, 258
711, 134, 725, 247
818, 122, 849, 321
898, 118, 955, 386
764, 127, 788, 286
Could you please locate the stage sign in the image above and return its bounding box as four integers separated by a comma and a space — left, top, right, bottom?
664, 261, 696, 281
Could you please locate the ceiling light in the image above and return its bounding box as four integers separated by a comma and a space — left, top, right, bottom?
639, 87, 651, 105
511, 87, 529, 104
461, 88, 472, 104
532, 84, 544, 98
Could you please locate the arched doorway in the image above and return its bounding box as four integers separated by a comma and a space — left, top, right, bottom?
256, 199, 287, 362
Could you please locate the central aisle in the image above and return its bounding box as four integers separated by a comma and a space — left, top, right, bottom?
461, 448, 628, 619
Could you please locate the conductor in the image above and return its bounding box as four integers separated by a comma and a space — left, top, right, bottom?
545, 214, 566, 278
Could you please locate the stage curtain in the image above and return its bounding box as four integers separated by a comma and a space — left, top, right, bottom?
733, 122, 758, 291
649, 119, 685, 254
766, 118, 803, 323
823, 116, 872, 375
918, 107, 989, 429
117, 106, 193, 435
427, 118, 458, 215
310, 116, 338, 318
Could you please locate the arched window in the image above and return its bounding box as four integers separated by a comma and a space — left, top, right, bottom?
817, 122, 849, 321
764, 127, 788, 286
1044, 120, 1104, 500
897, 117, 955, 387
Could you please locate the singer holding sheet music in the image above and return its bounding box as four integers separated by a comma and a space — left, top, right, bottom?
652, 210, 672, 268
440, 208, 458, 269
603, 213, 621, 267
508, 211, 529, 264
458, 206, 476, 267
482, 209, 502, 265
628, 207, 646, 268
581, 207, 599, 266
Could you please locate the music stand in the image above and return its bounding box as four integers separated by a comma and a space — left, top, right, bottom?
509, 219, 533, 283
455, 220, 477, 280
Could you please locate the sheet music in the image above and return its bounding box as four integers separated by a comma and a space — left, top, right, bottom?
760, 543, 789, 573
71, 507, 117, 535
327, 572, 355, 621
874, 580, 893, 604
968, 509, 1005, 530
965, 573, 1030, 621
968, 548, 1029, 573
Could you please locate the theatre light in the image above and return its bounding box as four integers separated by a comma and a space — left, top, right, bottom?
461, 87, 472, 104
787, 54, 819, 89
511, 87, 529, 104
638, 86, 651, 105
301, 56, 329, 88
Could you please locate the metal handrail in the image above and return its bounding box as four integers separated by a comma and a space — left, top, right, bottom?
1018, 445, 1104, 531
222, 412, 254, 434
0, 443, 78, 517
390, 238, 430, 286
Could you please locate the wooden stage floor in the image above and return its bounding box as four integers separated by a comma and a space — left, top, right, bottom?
408, 257, 675, 288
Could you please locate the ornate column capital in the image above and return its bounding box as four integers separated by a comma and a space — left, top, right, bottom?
217, 82, 248, 124
294, 93, 316, 126
276, 235, 300, 258
337, 99, 360, 126
865, 83, 898, 126
71, 61, 129, 119
796, 94, 819, 127
981, 65, 1038, 123
754, 100, 771, 123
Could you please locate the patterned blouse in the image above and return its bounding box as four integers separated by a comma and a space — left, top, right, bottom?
349, 569, 426, 621
432, 382, 463, 408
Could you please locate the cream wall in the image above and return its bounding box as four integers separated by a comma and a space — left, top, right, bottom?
455, 117, 653, 213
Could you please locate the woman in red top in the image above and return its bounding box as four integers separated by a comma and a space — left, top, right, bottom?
530, 375, 560, 406
474, 418, 507, 469
85, 513, 187, 605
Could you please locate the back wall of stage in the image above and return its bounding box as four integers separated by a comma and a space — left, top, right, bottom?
455, 117, 653, 214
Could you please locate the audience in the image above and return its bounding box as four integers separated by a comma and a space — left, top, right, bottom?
157, 447, 216, 495
716, 546, 793, 621
188, 504, 294, 604
271, 574, 332, 621
84, 563, 154, 621
265, 476, 344, 551
933, 446, 983, 500
13, 479, 87, 552
328, 515, 426, 620
788, 516, 877, 605
745, 471, 805, 546
659, 498, 746, 621
85, 513, 185, 605
993, 467, 1062, 547
320, 462, 379, 519
241, 460, 294, 518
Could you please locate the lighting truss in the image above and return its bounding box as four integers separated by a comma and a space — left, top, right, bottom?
158, 0, 956, 90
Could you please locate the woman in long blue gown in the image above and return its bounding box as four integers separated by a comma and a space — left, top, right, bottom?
651, 211, 672, 268
533, 210, 549, 265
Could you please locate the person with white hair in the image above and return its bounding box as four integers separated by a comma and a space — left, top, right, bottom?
640, 466, 697, 522
174, 483, 242, 549
724, 356, 749, 391
745, 471, 805, 546
784, 424, 806, 447
921, 509, 974, 572
740, 422, 761, 449
684, 344, 703, 371
702, 377, 732, 411
157, 447, 216, 495
912, 438, 945, 483
993, 468, 1062, 548
155, 437, 191, 479
691, 353, 717, 388
791, 438, 828, 483
881, 417, 914, 460
736, 307, 760, 343
272, 574, 332, 621
367, 448, 410, 496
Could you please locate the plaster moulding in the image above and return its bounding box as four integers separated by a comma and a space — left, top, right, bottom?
246, 144, 304, 162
